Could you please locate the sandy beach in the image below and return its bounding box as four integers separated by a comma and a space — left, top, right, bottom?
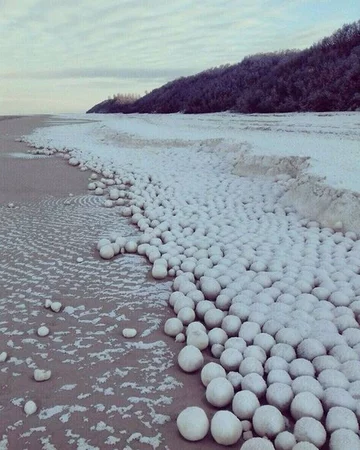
0, 116, 225, 450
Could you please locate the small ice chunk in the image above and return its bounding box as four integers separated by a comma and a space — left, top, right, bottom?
24, 400, 37, 415
37, 326, 50, 337
122, 328, 137, 338
50, 302, 62, 313
34, 369, 51, 382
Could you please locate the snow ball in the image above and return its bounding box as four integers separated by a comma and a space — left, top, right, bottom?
254, 333, 276, 354
24, 400, 37, 415
178, 345, 204, 373
37, 326, 50, 337
318, 369, 350, 390
270, 343, 296, 362
94, 187, 104, 195
221, 315, 241, 336
266, 383, 294, 411
241, 373, 267, 398
341, 360, 360, 382
195, 300, 215, 319
232, 390, 260, 420
290, 392, 324, 420
99, 244, 115, 260
265, 356, 289, 373
294, 417, 326, 448
208, 327, 228, 346
262, 319, 283, 336
323, 387, 357, 411
211, 410, 242, 446
241, 437, 275, 450
34, 369, 51, 382
200, 276, 221, 300
206, 377, 234, 407
275, 328, 302, 347
239, 322, 261, 344
225, 337, 247, 352
50, 301, 62, 313
267, 370, 292, 386
0, 352, 8, 362
125, 240, 138, 253
227, 371, 243, 389
252, 405, 285, 438
152, 264, 168, 279
239, 357, 264, 377
244, 345, 267, 364
326, 406, 359, 433
211, 344, 225, 358
177, 307, 195, 325
343, 328, 360, 347
176, 406, 209, 441
312, 355, 340, 373
292, 376, 323, 399
329, 429, 360, 450
104, 199, 113, 208
274, 431, 296, 450
204, 308, 225, 329
289, 358, 315, 378
330, 344, 358, 363
201, 362, 226, 387
297, 338, 326, 360
292, 443, 318, 450
186, 321, 206, 335
186, 330, 209, 350
220, 348, 243, 371
122, 328, 137, 338
44, 299, 52, 308
216, 294, 232, 311
164, 318, 183, 337
329, 291, 351, 307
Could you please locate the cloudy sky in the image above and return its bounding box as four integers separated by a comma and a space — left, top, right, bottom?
1, 0, 359, 114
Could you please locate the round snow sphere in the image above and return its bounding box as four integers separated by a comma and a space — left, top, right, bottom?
99, 244, 115, 260
274, 431, 296, 450
239, 357, 264, 377
196, 300, 216, 319
267, 369, 292, 386
242, 420, 252, 432
164, 318, 183, 337
221, 315, 241, 336
173, 297, 195, 314
200, 276, 221, 300
239, 322, 261, 344
220, 348, 243, 371
265, 356, 289, 373
294, 417, 326, 448
270, 343, 296, 362
206, 377, 234, 407
177, 307, 195, 325
227, 371, 243, 389
176, 406, 209, 441
244, 345, 267, 364
24, 400, 37, 415
37, 326, 50, 337
152, 264, 168, 279
329, 429, 360, 450
289, 358, 315, 378
340, 360, 360, 382
94, 187, 104, 195
232, 390, 260, 420
318, 369, 349, 390
186, 321, 206, 335
204, 308, 225, 329
186, 330, 209, 350
330, 344, 358, 363
262, 319, 283, 336
254, 333, 276, 354
323, 387, 357, 411
50, 301, 62, 313
208, 327, 228, 346
125, 240, 138, 253
276, 328, 303, 347
290, 392, 324, 420
241, 438, 275, 450
292, 376, 324, 399
97, 238, 111, 251
297, 339, 326, 360
178, 345, 204, 373
211, 410, 242, 446
252, 405, 285, 438
201, 362, 226, 387
266, 383, 294, 411
241, 373, 267, 398
225, 337, 247, 352
326, 406, 359, 433
313, 355, 341, 373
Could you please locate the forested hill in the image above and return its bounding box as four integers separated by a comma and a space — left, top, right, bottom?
87, 20, 360, 114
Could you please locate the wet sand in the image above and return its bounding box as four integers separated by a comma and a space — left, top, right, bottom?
0, 116, 233, 450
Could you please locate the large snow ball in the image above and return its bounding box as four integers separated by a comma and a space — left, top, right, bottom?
241, 438, 275, 450
330, 344, 358, 363
323, 387, 357, 411
187, 330, 209, 350
241, 373, 267, 398
239, 322, 261, 344
239, 357, 264, 377
252, 405, 285, 438
186, 321, 206, 335
289, 358, 315, 378
326, 406, 359, 433
294, 417, 326, 448
206, 377, 234, 407
225, 337, 247, 352
177, 307, 196, 325
164, 318, 183, 337
340, 360, 360, 382
124, 240, 138, 253
220, 348, 243, 371
176, 406, 209, 441
292, 376, 324, 399
266, 383, 294, 411
232, 390, 260, 420
312, 355, 341, 373
253, 333, 276, 354
204, 308, 225, 329
329, 291, 351, 307
267, 369, 292, 386
270, 343, 296, 362
290, 392, 324, 420
200, 276, 221, 300
211, 411, 242, 446
196, 300, 216, 319
317, 369, 350, 390
275, 328, 303, 347
329, 429, 360, 450
173, 297, 195, 314
152, 264, 168, 280
201, 362, 226, 387
274, 431, 296, 450
244, 345, 267, 364
265, 356, 289, 373
221, 315, 241, 336
297, 338, 326, 360
178, 345, 204, 373
208, 327, 228, 346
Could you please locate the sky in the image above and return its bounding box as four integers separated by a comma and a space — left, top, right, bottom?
1, 0, 359, 114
